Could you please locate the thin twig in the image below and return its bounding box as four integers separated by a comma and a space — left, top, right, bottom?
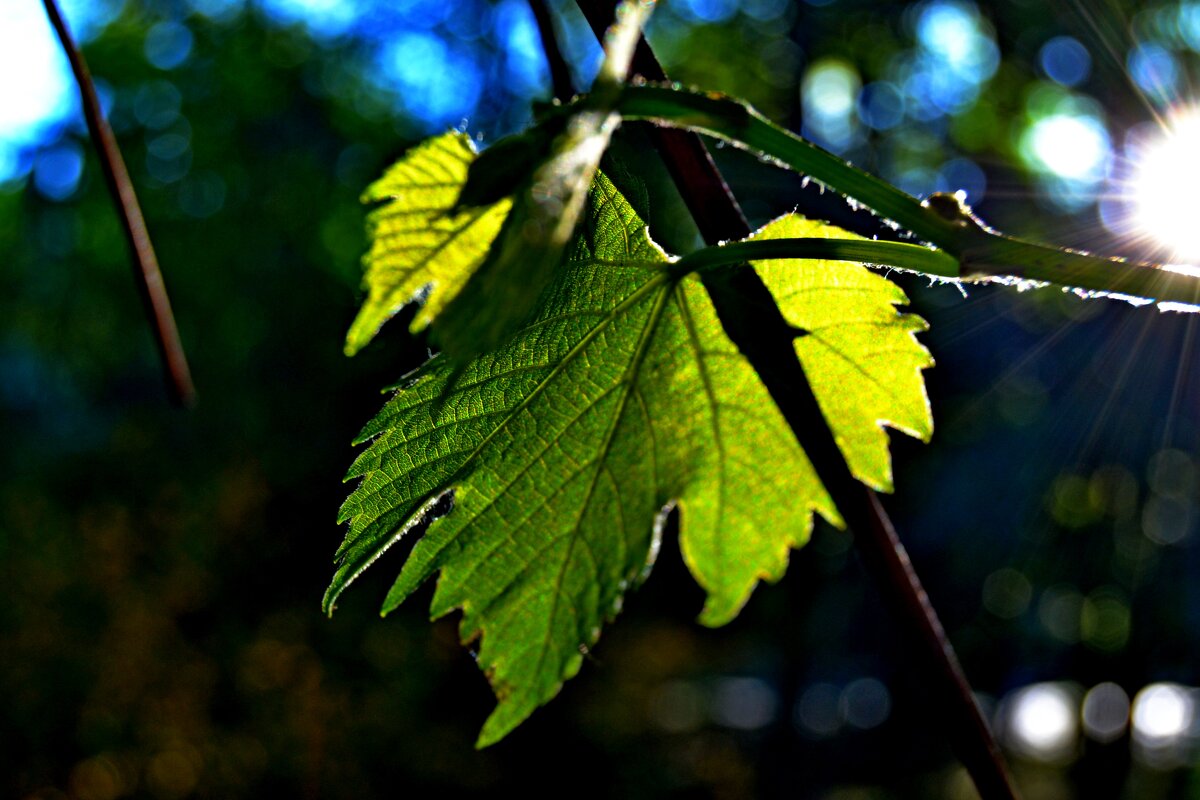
529, 0, 577, 101
41, 0, 196, 407
575, 2, 1019, 797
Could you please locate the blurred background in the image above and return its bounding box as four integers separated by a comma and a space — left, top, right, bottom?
3, 0, 1200, 797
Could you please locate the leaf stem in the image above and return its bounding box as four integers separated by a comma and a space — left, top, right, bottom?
618, 83, 1200, 309
671, 238, 961, 280
963, 237, 1200, 306
617, 84, 962, 246
41, 0, 196, 407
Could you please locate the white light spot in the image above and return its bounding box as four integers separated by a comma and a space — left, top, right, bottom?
0, 4, 73, 154
1132, 109, 1200, 261
1132, 683, 1194, 744
1027, 114, 1110, 180
1003, 682, 1078, 761
257, 0, 362, 37
801, 59, 862, 152
0, 0, 118, 181
918, 2, 978, 67
802, 59, 861, 121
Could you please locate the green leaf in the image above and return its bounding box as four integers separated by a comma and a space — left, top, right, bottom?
431, 107, 621, 359
344, 132, 511, 356
749, 214, 934, 491
343, 133, 511, 357
326, 174, 932, 746
431, 0, 653, 360
345, 2, 653, 360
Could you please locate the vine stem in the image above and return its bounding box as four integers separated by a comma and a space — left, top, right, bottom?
617, 84, 1200, 306
573, 3, 1019, 797
671, 237, 961, 279
41, 0, 196, 407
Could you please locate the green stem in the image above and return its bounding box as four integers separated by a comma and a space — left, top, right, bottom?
617, 84, 962, 246
966, 238, 1200, 306
672, 238, 961, 280
618, 84, 1200, 308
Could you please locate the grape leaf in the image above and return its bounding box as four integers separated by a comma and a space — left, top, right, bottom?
749, 214, 934, 491
343, 1, 650, 359
326, 174, 932, 746
344, 132, 511, 356
432, 0, 652, 360
432, 105, 620, 359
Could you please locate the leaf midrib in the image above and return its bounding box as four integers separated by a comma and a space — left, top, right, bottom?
330, 266, 674, 606
527, 273, 675, 720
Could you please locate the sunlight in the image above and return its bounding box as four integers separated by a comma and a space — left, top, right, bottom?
801, 58, 861, 151
1027, 113, 1110, 180
0, 1, 74, 180
0, 0, 122, 183
1131, 683, 1194, 744
1003, 683, 1078, 761
1131, 108, 1200, 262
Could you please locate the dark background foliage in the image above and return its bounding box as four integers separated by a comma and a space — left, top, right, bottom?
3, 0, 1200, 797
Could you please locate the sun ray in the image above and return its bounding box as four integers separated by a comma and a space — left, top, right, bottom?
1067, 303, 1161, 467
1159, 313, 1198, 451
1063, 0, 1167, 127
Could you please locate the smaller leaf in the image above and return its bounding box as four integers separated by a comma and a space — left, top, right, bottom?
749, 214, 935, 491
346, 2, 654, 360
433, 109, 621, 358
431, 0, 655, 360
344, 132, 511, 356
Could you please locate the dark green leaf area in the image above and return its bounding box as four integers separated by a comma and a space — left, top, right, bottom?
329, 174, 834, 746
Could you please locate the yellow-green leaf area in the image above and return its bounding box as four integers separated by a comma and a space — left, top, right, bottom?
428, 1, 653, 360
345, 131, 511, 356
750, 214, 935, 491
326, 177, 932, 749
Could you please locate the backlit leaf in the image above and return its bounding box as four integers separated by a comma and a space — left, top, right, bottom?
750, 214, 934, 491
326, 174, 932, 746
344, 132, 510, 356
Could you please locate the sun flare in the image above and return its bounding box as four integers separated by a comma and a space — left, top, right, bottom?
1132, 108, 1200, 262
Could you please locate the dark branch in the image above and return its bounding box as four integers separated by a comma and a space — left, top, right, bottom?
574, 2, 1018, 797
529, 0, 576, 102
41, 0, 196, 407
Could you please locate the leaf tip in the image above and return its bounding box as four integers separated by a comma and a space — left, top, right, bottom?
344, 309, 380, 357
321, 583, 341, 618
696, 594, 745, 629
474, 728, 503, 750
474, 705, 521, 750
